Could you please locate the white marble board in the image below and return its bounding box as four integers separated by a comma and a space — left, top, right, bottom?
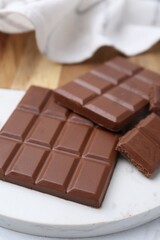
0, 89, 160, 238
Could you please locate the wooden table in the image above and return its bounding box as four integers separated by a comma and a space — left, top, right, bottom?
0, 32, 160, 90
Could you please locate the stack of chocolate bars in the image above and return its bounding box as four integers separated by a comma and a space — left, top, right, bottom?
0, 57, 160, 208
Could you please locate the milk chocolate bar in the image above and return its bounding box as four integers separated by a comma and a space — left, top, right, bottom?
0, 86, 118, 208
150, 85, 160, 115
54, 57, 160, 132
116, 113, 160, 177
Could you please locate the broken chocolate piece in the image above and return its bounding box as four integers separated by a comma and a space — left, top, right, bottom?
117, 113, 160, 177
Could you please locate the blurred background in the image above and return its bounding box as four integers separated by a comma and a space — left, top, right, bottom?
0, 0, 159, 90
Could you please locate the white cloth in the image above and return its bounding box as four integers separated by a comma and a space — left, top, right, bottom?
0, 0, 159, 63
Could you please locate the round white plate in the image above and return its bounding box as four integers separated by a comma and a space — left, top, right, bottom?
0, 89, 160, 239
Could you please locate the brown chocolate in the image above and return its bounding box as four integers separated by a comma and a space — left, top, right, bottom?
150, 85, 160, 115
54, 56, 160, 132
116, 113, 160, 177
0, 86, 118, 208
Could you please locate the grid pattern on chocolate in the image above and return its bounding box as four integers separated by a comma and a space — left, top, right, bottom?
54, 57, 160, 131
117, 113, 160, 177
0, 86, 118, 207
